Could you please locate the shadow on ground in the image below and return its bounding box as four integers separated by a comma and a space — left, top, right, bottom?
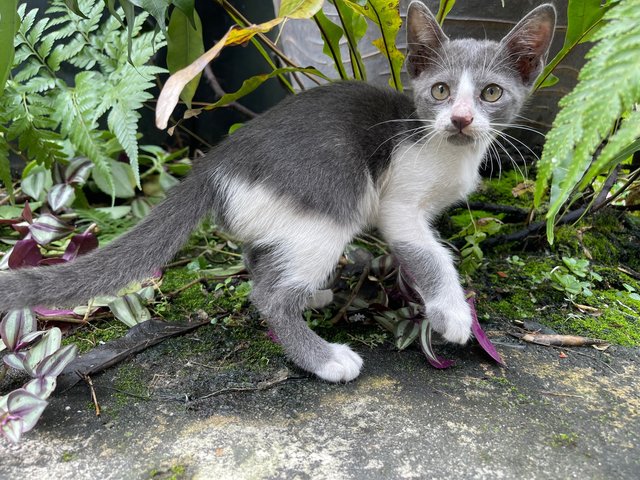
2, 320, 639, 480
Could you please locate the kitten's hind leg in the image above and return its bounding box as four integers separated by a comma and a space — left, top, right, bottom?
245, 243, 362, 382
307, 289, 334, 309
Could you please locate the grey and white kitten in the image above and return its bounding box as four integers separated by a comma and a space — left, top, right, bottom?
0, 2, 555, 382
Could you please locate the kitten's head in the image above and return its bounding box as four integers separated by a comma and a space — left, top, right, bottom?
406, 1, 556, 146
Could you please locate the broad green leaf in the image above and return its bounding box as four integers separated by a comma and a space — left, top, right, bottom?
187, 67, 326, 117
167, 7, 204, 108
0, 0, 18, 97
120, 0, 137, 62
343, 0, 404, 90
93, 160, 137, 199
314, 9, 348, 79
536, 0, 609, 89
95, 205, 132, 219
332, 0, 367, 79
63, 0, 88, 18
129, 0, 170, 33
564, 0, 606, 49
436, 0, 456, 25
535, 0, 640, 243
171, 0, 196, 26
278, 0, 325, 19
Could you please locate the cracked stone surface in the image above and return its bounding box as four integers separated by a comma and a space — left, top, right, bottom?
2, 330, 639, 480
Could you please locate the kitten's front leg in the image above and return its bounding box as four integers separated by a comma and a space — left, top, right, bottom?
379, 210, 472, 344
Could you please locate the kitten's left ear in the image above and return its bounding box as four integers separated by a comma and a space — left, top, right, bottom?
500, 4, 556, 86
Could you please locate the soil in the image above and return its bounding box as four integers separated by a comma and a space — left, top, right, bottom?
2, 313, 639, 479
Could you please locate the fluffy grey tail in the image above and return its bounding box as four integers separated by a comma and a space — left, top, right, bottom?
0, 172, 214, 310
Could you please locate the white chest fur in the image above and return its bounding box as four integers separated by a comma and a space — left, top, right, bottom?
380, 139, 486, 220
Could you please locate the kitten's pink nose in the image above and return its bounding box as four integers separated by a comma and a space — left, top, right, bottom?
451, 115, 473, 131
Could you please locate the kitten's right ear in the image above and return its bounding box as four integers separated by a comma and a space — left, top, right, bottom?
406, 1, 449, 78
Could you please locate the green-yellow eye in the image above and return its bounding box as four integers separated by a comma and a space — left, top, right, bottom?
481, 84, 503, 102
431, 83, 450, 101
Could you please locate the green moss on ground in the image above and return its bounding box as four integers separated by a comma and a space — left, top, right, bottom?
469, 170, 533, 208
62, 319, 129, 354
113, 364, 149, 406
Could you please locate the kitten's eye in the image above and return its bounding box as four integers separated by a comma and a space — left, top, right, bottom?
431, 83, 450, 101
481, 84, 503, 102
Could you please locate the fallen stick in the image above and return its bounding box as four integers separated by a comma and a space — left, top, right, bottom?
510, 332, 609, 347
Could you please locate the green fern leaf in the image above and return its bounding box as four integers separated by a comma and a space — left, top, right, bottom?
534, 0, 640, 243
108, 102, 141, 186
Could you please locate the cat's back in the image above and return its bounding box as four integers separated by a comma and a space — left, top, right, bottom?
208, 81, 416, 220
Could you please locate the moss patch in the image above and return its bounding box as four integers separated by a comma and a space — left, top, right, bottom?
63, 319, 129, 354
113, 364, 150, 406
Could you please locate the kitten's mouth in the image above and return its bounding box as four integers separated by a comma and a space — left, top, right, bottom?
446, 132, 475, 146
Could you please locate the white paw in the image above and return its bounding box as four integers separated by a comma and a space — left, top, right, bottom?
308, 289, 334, 309
426, 300, 472, 345
314, 344, 363, 383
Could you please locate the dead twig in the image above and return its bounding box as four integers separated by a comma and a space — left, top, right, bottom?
83, 374, 101, 416
166, 278, 204, 299
194, 371, 309, 401
203, 65, 258, 118
510, 332, 609, 347
330, 265, 370, 324
484, 166, 619, 247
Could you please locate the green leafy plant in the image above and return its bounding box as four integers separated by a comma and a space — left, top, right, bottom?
1, 309, 77, 443
0, 0, 165, 197
547, 256, 603, 300
535, 0, 640, 242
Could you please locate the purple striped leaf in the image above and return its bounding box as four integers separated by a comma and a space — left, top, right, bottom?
3, 352, 28, 372
8, 239, 42, 269
419, 320, 456, 369
0, 309, 36, 351
22, 201, 33, 223
468, 295, 505, 366
65, 157, 93, 185
62, 231, 98, 261
33, 307, 78, 317
7, 389, 48, 432
22, 329, 62, 374
1, 416, 23, 443
11, 220, 30, 236
47, 183, 76, 212
34, 344, 77, 378
24, 377, 56, 399
28, 214, 73, 245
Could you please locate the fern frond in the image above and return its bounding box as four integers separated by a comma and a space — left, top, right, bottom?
108, 103, 140, 184
534, 0, 640, 242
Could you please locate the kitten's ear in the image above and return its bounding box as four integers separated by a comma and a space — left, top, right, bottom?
406, 1, 449, 79
500, 4, 556, 86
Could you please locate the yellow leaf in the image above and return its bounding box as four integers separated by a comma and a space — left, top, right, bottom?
155, 18, 284, 130
278, 0, 325, 19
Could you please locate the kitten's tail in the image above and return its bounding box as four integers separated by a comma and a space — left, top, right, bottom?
0, 171, 215, 310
